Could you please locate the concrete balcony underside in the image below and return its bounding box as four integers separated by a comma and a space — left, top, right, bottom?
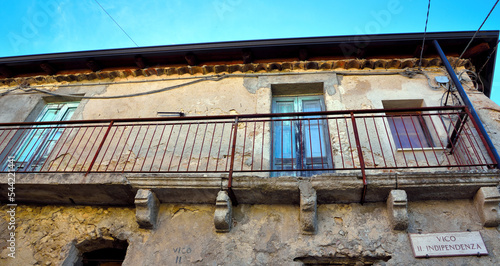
2, 170, 498, 206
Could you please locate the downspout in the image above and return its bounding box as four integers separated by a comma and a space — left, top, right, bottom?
433, 39, 500, 168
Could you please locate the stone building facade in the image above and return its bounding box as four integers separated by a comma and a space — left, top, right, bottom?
0, 31, 499, 265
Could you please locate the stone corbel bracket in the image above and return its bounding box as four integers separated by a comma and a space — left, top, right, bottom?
134, 189, 160, 229
299, 180, 317, 235
214, 190, 233, 233
474, 187, 500, 227
387, 190, 409, 231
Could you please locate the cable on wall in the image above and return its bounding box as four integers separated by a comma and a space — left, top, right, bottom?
458, 69, 484, 92
8, 75, 226, 99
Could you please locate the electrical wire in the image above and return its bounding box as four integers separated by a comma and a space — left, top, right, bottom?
399, 69, 442, 90
2, 70, 409, 91
93, 0, 139, 47
7, 75, 226, 99
418, 0, 431, 70
0, 87, 18, 96
477, 39, 500, 75
458, 69, 484, 92
0, 69, 447, 99
418, 70, 441, 90
458, 0, 499, 60
440, 87, 462, 107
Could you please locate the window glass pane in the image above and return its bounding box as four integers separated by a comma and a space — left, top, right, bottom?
304, 122, 323, 159
302, 99, 324, 161
38, 109, 59, 122
61, 107, 77, 121
302, 99, 322, 112
273, 101, 295, 162
388, 115, 432, 148
274, 120, 295, 160
275, 101, 295, 113
382, 100, 433, 149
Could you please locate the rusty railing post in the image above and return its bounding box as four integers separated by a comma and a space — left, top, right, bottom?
351, 113, 367, 204
86, 121, 114, 175
227, 117, 239, 205
464, 107, 498, 168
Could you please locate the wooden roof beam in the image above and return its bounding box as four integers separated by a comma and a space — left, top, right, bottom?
40, 62, 57, 75
86, 59, 102, 72
299, 47, 308, 61
462, 42, 490, 58
242, 49, 253, 64
0, 65, 13, 78
135, 55, 148, 69
185, 53, 197, 66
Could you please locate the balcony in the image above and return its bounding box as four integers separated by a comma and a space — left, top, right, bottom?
0, 106, 497, 204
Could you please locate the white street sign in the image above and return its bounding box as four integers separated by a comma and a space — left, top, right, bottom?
409, 231, 488, 258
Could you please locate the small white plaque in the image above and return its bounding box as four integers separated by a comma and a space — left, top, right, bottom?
409, 231, 488, 258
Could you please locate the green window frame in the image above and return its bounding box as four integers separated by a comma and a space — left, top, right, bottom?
9, 102, 79, 171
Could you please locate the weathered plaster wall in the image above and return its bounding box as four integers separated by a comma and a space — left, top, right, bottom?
1, 69, 499, 265
0, 70, 448, 122
469, 90, 500, 153
0, 69, 496, 173
1, 201, 499, 265
331, 71, 445, 111
0, 69, 495, 176
0, 95, 42, 123
81, 78, 259, 119
326, 70, 458, 170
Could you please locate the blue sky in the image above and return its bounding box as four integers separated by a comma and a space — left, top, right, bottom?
1, 0, 499, 102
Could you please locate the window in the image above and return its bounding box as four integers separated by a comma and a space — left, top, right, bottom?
63, 238, 129, 266
272, 84, 331, 176
8, 102, 79, 171
82, 248, 127, 266
383, 100, 433, 149
294, 255, 391, 265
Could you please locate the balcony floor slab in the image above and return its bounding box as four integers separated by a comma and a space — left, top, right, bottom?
0, 170, 498, 205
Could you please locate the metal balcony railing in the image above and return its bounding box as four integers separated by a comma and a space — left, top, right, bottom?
0, 106, 496, 182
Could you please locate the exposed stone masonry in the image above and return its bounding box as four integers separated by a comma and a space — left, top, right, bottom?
214, 190, 233, 233
299, 179, 318, 235
0, 57, 472, 87
2, 199, 497, 265
473, 187, 500, 227
134, 189, 160, 229
387, 190, 409, 231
